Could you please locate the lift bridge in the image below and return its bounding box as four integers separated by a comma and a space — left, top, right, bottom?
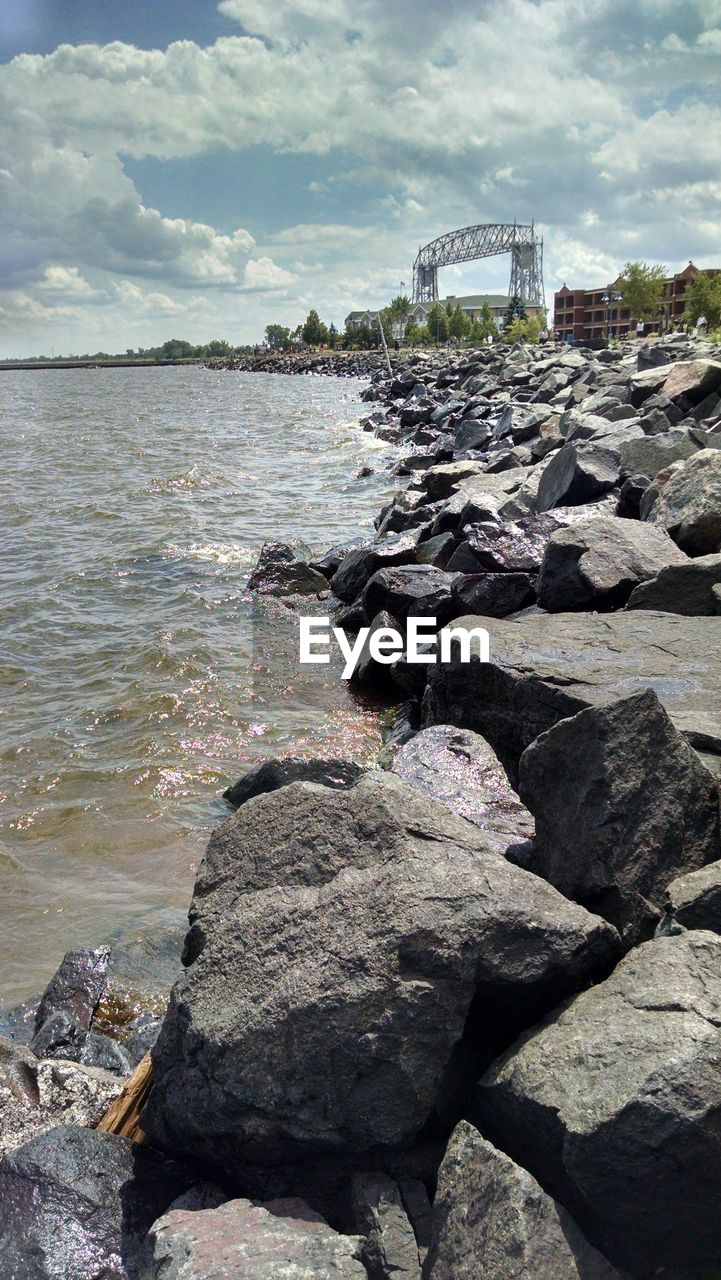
412, 221, 545, 308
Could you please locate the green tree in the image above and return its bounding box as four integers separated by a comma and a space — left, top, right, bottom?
469, 301, 497, 344
502, 316, 529, 343
302, 309, 329, 346
159, 338, 196, 361
427, 303, 449, 344
204, 338, 233, 357
382, 293, 413, 341
327, 323, 339, 349
504, 296, 526, 327
264, 324, 291, 349
684, 273, 721, 330
448, 302, 471, 340
617, 261, 667, 323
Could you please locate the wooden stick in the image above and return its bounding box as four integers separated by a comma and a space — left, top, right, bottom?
96, 1050, 153, 1144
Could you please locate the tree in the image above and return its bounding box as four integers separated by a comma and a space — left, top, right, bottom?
204, 339, 233, 357
448, 302, 471, 340
302, 309, 329, 346
469, 301, 497, 345
159, 338, 196, 361
382, 293, 413, 341
617, 261, 667, 323
427, 303, 449, 344
684, 272, 721, 330
504, 296, 526, 327
327, 323, 339, 349
501, 316, 529, 344
265, 324, 291, 349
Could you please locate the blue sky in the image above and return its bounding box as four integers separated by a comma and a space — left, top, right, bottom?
1, 0, 720, 354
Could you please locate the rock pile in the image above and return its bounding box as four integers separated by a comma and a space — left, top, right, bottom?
3, 335, 721, 1277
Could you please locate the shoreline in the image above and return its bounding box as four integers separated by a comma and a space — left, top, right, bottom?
3, 333, 721, 1276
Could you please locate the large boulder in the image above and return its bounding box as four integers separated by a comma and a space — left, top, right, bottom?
0, 1037, 119, 1157
143, 773, 619, 1190
476, 931, 721, 1277
361, 565, 459, 624
0, 1123, 195, 1279
425, 1122, 626, 1280
626, 550, 721, 614
537, 516, 686, 611
423, 611, 721, 769
451, 572, 536, 618
662, 358, 721, 404
223, 756, 363, 808
516, 689, 720, 942
147, 1197, 368, 1280
665, 860, 721, 934
248, 542, 329, 596
646, 447, 721, 554
391, 725, 533, 846
535, 443, 620, 512
331, 534, 418, 603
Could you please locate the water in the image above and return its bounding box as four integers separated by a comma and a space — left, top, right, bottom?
0, 366, 397, 1004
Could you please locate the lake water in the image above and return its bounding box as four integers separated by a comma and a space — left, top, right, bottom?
0, 366, 396, 1004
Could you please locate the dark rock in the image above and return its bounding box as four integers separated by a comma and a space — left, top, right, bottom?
310, 542, 362, 579
422, 462, 486, 501
617, 428, 698, 480
148, 1197, 368, 1279
391, 725, 533, 846
361, 565, 459, 624
353, 611, 402, 689
423, 611, 721, 767
646, 448, 721, 554
425, 1121, 626, 1280
616, 473, 649, 518
0, 1038, 119, 1157
666, 860, 721, 933
144, 773, 619, 1185
476, 931, 721, 1277
517, 689, 720, 942
0, 1123, 194, 1279
31, 947, 110, 1061
626, 551, 721, 614
414, 532, 456, 569
535, 443, 620, 511
537, 515, 686, 611
80, 1031, 133, 1076
454, 418, 490, 453
248, 542, 328, 596
223, 756, 363, 809
353, 1173, 421, 1279
451, 572, 536, 618
331, 533, 418, 603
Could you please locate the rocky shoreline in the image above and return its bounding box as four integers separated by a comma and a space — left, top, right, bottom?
2, 335, 721, 1278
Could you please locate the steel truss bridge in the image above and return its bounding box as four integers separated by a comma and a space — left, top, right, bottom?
412, 222, 545, 309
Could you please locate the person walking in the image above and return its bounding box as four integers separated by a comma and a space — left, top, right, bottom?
636, 319, 645, 339
697, 314, 708, 337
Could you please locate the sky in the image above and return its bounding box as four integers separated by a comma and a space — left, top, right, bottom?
1, 0, 720, 355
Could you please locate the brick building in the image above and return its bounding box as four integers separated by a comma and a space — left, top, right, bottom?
553, 262, 719, 342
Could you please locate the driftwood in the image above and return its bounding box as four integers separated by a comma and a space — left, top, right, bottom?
96, 1051, 153, 1144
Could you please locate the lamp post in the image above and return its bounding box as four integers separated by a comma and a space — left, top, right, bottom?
602, 288, 622, 340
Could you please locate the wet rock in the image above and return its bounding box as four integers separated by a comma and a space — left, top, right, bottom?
0, 1037, 119, 1157
0, 1123, 194, 1280
626, 550, 721, 614
331, 533, 418, 603
144, 773, 619, 1186
223, 756, 363, 808
646, 447, 721, 554
537, 515, 686, 611
30, 947, 110, 1061
665, 860, 721, 934
414, 532, 456, 569
423, 611, 721, 767
516, 689, 720, 942
353, 611, 402, 689
248, 542, 329, 596
310, 542, 363, 579
391, 725, 533, 846
148, 1197, 368, 1279
535, 443, 620, 511
451, 572, 536, 617
425, 1121, 626, 1280
476, 931, 721, 1277
353, 1173, 420, 1279
361, 565, 459, 624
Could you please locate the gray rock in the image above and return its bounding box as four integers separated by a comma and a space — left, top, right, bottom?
414, 532, 456, 569
516, 689, 720, 942
626, 551, 721, 614
353, 1173, 420, 1279
537, 515, 686, 611
248, 542, 329, 596
353, 611, 402, 689
0, 1123, 194, 1279
144, 773, 619, 1186
391, 725, 533, 846
447, 513, 564, 575
223, 756, 363, 808
617, 428, 699, 480
425, 1121, 626, 1280
451, 572, 536, 618
424, 610, 721, 775
646, 447, 721, 554
148, 1197, 368, 1279
0, 1038, 119, 1157
361, 565, 459, 624
31, 947, 110, 1061
331, 533, 418, 603
476, 931, 721, 1277
535, 443, 620, 512
662, 358, 721, 404
666, 860, 721, 933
